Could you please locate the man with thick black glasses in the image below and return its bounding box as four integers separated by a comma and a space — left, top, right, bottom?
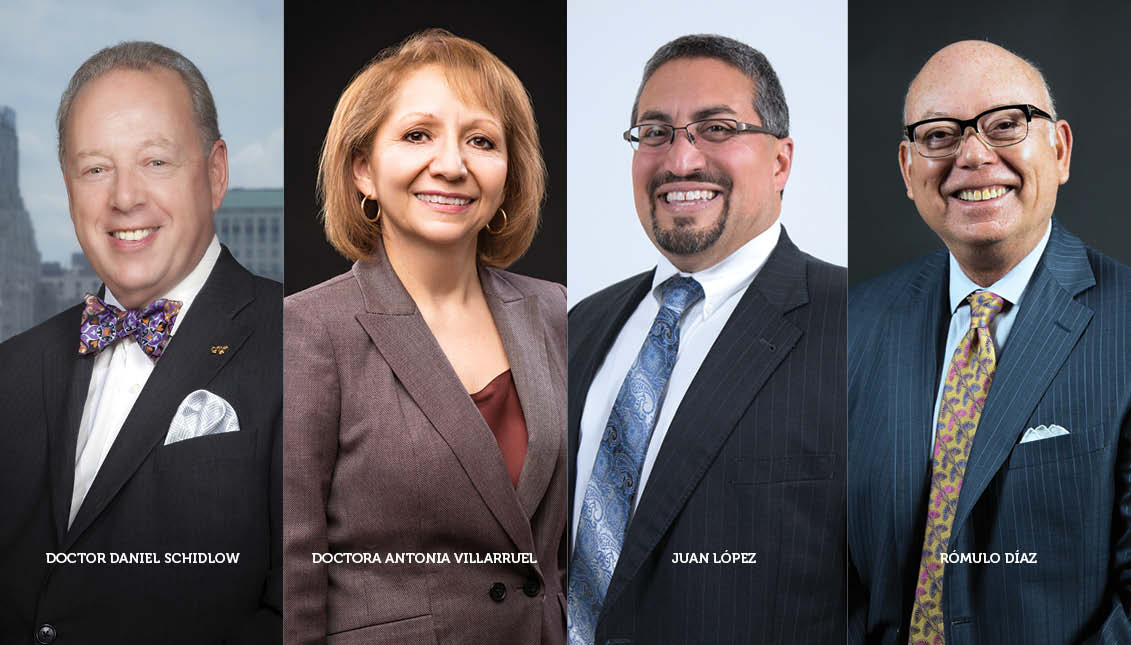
849, 39, 1131, 644
567, 34, 846, 645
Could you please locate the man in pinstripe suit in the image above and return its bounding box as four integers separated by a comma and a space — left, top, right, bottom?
568, 35, 846, 645
848, 40, 1131, 644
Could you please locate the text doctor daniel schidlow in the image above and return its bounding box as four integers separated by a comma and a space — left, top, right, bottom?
46, 551, 241, 564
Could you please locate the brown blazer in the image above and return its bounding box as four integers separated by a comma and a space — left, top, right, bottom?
283, 244, 567, 645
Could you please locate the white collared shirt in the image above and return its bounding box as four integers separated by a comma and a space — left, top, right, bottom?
929, 220, 1051, 446
70, 235, 221, 526
572, 219, 782, 544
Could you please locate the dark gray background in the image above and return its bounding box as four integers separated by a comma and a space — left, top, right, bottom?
283, 0, 565, 295
850, 0, 1131, 286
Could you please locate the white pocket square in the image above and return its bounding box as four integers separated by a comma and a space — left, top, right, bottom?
1019, 423, 1070, 444
165, 389, 240, 445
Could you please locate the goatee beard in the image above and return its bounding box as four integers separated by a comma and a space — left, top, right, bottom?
651, 193, 729, 256
647, 169, 732, 256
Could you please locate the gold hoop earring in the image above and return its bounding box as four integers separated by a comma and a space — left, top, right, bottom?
485, 208, 507, 234
361, 195, 381, 223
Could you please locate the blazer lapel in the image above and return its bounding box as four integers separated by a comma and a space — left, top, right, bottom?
44, 315, 94, 545
482, 269, 560, 523
887, 251, 949, 579
602, 232, 805, 611
352, 247, 536, 556
951, 222, 1094, 535
64, 250, 255, 549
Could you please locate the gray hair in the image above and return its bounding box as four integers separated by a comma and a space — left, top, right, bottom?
57, 41, 220, 164
631, 34, 789, 138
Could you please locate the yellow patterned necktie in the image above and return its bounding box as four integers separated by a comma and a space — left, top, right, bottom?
908, 290, 1006, 645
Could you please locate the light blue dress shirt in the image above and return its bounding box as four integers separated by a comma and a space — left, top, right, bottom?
929, 220, 1052, 446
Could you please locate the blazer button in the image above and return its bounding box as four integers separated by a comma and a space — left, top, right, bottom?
36, 624, 56, 643
523, 576, 541, 597
489, 582, 507, 602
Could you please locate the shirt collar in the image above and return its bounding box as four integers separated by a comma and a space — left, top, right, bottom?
947, 219, 1051, 313
651, 218, 781, 317
105, 235, 222, 335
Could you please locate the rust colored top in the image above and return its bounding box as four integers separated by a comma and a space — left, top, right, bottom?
471, 370, 528, 488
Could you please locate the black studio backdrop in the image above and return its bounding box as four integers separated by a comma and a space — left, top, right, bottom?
849, 1, 1131, 286
283, 0, 566, 294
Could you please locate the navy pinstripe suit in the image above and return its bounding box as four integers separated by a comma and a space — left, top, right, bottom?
848, 220, 1131, 644
569, 229, 846, 645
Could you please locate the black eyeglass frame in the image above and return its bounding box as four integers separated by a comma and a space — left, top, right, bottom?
622, 118, 782, 150
904, 104, 1055, 157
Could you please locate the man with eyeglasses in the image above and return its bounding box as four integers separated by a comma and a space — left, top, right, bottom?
567, 34, 846, 645
848, 40, 1131, 644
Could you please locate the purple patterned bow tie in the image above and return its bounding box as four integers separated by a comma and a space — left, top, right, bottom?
77, 293, 183, 362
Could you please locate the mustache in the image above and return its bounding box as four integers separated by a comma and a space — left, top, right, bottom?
647, 170, 733, 196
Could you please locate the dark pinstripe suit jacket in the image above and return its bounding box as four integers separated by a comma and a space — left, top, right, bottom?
568, 229, 847, 645
0, 249, 282, 644
848, 220, 1131, 644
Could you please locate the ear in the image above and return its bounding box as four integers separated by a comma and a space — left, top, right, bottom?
1052, 119, 1072, 185
898, 140, 915, 200
352, 153, 376, 199
208, 139, 229, 213
772, 136, 794, 192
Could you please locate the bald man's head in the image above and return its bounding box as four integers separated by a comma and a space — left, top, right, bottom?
904, 40, 1055, 126
896, 40, 1072, 287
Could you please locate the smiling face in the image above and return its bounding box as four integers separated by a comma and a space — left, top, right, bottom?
899, 41, 1071, 275
631, 57, 793, 272
353, 65, 508, 256
63, 67, 226, 310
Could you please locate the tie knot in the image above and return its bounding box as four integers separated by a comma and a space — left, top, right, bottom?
659, 275, 704, 317
966, 290, 1006, 330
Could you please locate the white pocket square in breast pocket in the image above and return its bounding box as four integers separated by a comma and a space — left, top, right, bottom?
1019, 423, 1070, 444
165, 389, 240, 445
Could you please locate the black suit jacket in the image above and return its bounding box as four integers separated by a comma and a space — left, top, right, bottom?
568, 229, 846, 645
848, 221, 1131, 644
0, 248, 282, 644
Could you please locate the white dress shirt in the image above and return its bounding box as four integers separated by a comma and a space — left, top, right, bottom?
572, 219, 782, 544
929, 220, 1051, 446
70, 235, 221, 526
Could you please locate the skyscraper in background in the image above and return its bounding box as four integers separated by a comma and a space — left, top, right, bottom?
0, 107, 42, 342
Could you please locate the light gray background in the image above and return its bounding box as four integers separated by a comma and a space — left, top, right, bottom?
566, 0, 847, 306
0, 0, 283, 264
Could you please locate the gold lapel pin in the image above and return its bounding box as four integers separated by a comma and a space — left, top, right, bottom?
210, 345, 229, 355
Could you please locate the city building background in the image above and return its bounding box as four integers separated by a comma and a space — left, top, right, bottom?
216, 188, 283, 283
0, 107, 41, 342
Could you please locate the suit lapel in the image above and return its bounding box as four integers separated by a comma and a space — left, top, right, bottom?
952, 222, 1094, 535
566, 271, 653, 554
602, 232, 805, 612
44, 311, 93, 545
352, 247, 536, 557
888, 252, 948, 576
64, 250, 255, 549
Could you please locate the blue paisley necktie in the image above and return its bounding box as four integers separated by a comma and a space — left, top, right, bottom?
568, 275, 704, 645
